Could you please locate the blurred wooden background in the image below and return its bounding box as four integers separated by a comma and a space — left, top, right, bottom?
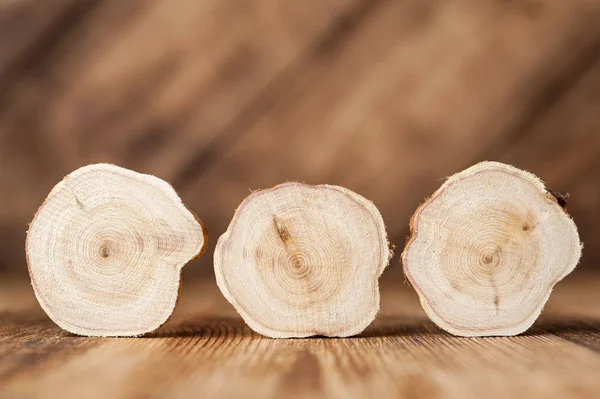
1, 0, 600, 278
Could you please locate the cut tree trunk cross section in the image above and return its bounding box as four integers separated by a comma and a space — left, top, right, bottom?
214, 182, 392, 338
26, 164, 207, 337
402, 161, 582, 337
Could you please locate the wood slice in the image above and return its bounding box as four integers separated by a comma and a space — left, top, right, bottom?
402, 161, 582, 337
26, 164, 207, 337
214, 182, 392, 338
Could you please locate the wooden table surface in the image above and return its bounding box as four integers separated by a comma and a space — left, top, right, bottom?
0, 273, 599, 399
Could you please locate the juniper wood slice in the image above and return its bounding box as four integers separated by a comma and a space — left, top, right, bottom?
402, 161, 582, 337
214, 182, 392, 338
26, 164, 207, 337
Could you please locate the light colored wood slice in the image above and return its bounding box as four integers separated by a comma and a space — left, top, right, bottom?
402, 161, 582, 337
25, 163, 207, 337
214, 182, 392, 338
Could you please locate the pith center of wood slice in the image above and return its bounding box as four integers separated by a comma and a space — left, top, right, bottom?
26, 164, 207, 337
214, 182, 392, 338
402, 161, 582, 337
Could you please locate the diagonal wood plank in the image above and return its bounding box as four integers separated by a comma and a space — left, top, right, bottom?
0, 0, 367, 177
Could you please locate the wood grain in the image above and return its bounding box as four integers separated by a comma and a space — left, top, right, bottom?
213, 182, 391, 338
0, 274, 599, 398
402, 161, 582, 337
25, 164, 207, 337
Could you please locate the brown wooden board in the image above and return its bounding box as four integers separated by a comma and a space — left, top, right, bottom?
0, 275, 599, 398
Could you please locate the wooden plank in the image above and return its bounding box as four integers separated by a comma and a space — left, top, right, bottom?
179, 0, 600, 263
0, 0, 363, 178
0, 275, 598, 398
